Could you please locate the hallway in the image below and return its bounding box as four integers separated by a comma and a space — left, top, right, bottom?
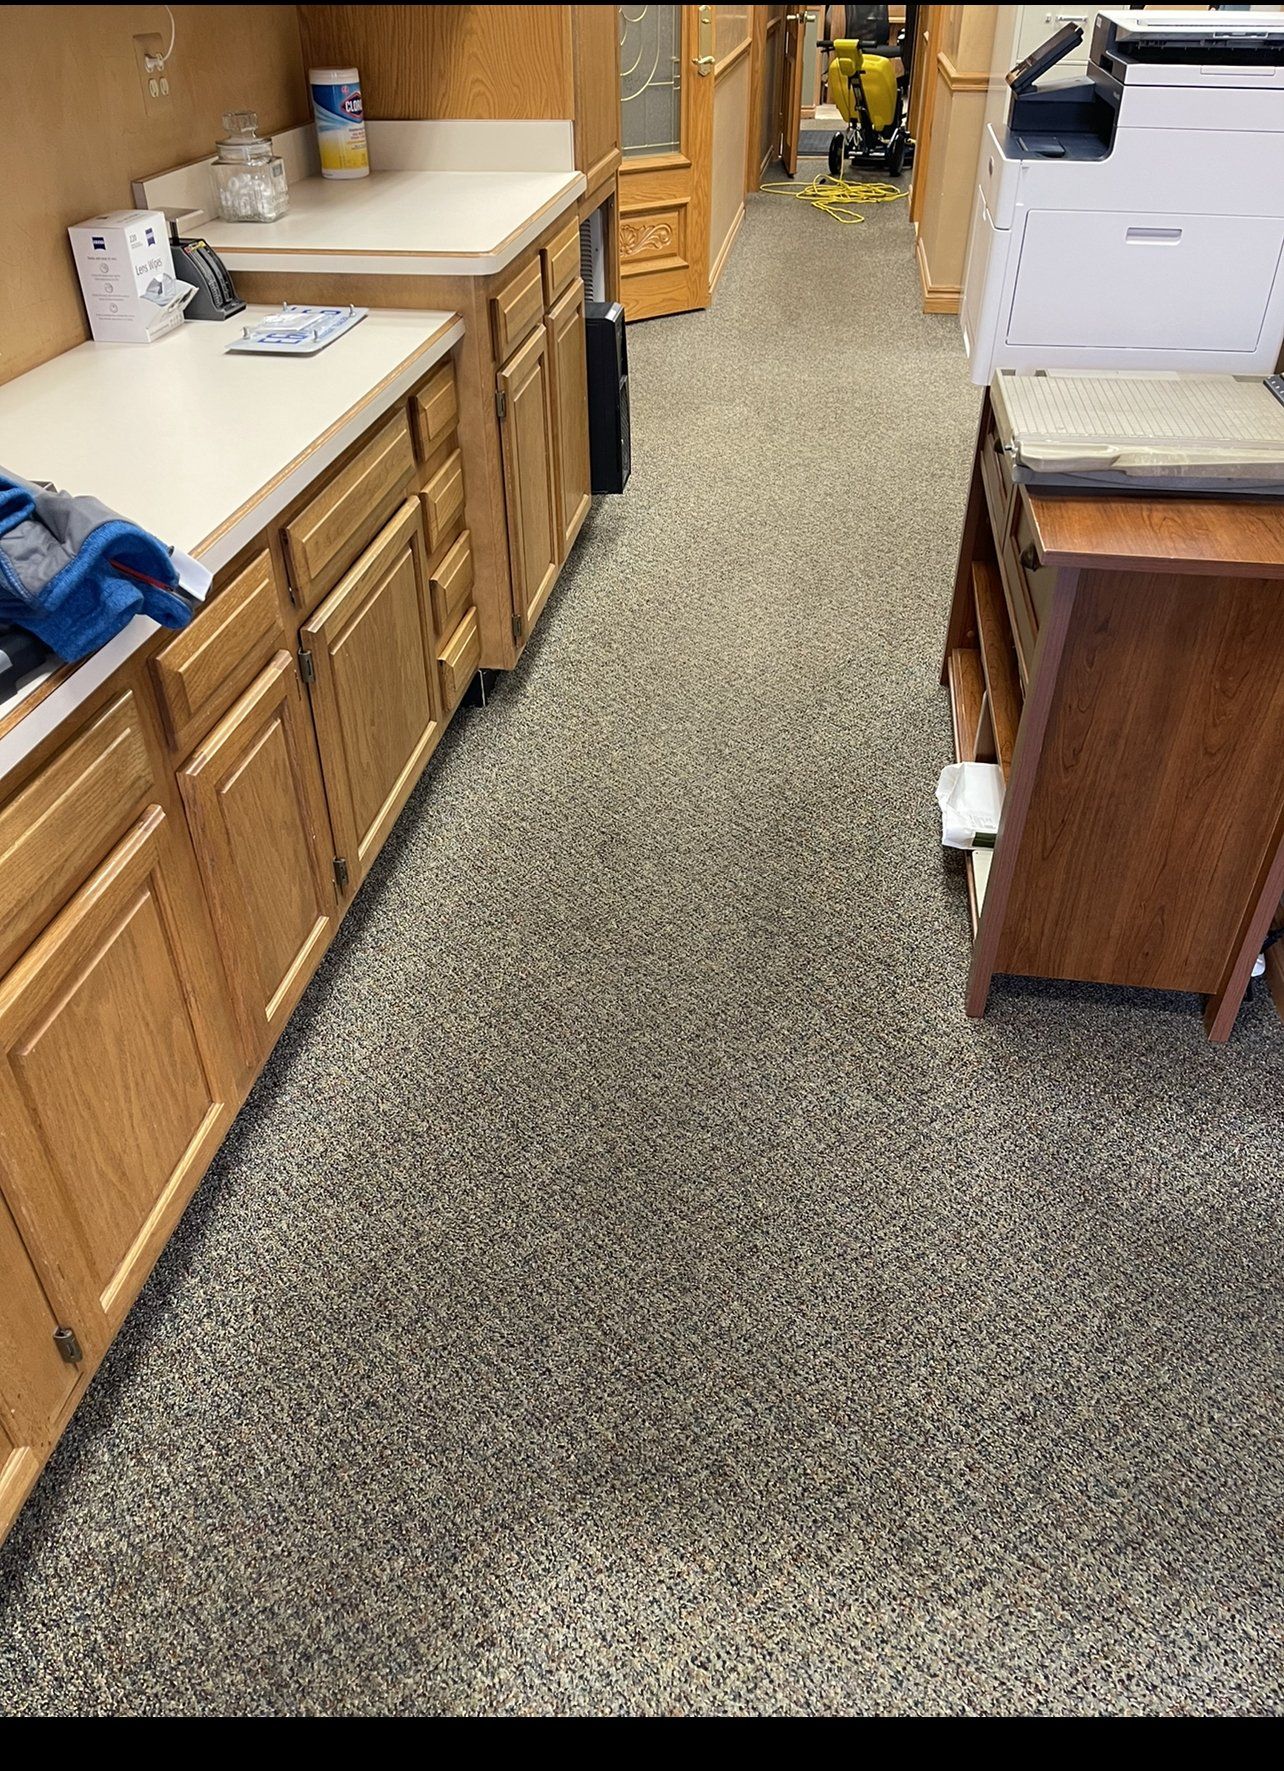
1, 189, 1281, 1716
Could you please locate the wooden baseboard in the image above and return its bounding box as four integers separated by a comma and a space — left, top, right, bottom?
710, 203, 746, 297
916, 234, 961, 314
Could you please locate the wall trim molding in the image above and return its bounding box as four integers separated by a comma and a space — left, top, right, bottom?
937, 53, 988, 94
916, 234, 961, 314
714, 36, 753, 80
710, 202, 746, 296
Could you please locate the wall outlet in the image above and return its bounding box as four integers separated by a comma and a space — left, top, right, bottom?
133, 31, 171, 115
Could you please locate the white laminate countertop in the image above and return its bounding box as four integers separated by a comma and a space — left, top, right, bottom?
0, 306, 462, 775
199, 168, 587, 279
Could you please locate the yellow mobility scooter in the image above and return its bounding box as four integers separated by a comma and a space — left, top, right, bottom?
820, 5, 914, 181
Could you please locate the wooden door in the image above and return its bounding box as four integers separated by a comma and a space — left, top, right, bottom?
545, 278, 593, 561
498, 324, 561, 643
179, 652, 337, 1073
301, 499, 442, 890
618, 5, 715, 320
779, 7, 808, 176
0, 1191, 82, 1527
0, 807, 235, 1349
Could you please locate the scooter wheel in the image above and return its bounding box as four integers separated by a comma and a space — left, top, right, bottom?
828, 132, 844, 177
886, 129, 907, 179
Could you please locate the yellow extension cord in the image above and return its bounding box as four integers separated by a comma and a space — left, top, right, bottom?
760, 171, 908, 226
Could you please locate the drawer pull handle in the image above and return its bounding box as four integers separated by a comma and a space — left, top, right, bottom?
1020, 544, 1040, 572
1125, 226, 1182, 245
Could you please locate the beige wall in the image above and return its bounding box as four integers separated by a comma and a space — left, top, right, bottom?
3, 5, 308, 385
912, 4, 997, 313
710, 38, 752, 292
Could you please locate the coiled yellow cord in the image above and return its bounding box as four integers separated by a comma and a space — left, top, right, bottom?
760, 172, 908, 226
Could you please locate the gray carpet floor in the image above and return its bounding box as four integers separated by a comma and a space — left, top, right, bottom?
2, 189, 1283, 1717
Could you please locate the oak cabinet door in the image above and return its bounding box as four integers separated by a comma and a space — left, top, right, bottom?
180, 652, 337, 1072
546, 278, 592, 559
498, 323, 561, 643
300, 499, 443, 889
0, 807, 235, 1347
0, 1191, 82, 1529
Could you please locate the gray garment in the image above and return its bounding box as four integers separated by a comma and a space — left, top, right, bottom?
0, 465, 132, 600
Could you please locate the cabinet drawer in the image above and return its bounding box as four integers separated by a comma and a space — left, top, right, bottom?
0, 691, 153, 972
151, 549, 284, 752
422, 448, 466, 554
430, 530, 474, 636
492, 256, 545, 361
412, 360, 459, 459
980, 421, 1014, 540
1013, 499, 1055, 634
438, 606, 480, 714
542, 220, 581, 307
283, 410, 416, 611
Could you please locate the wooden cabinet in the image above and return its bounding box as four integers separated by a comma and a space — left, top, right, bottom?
423, 448, 466, 554
300, 498, 443, 890
492, 258, 546, 363
283, 410, 417, 611
498, 325, 561, 641
944, 395, 1284, 1042
0, 1192, 81, 1525
0, 806, 235, 1347
412, 360, 459, 460
179, 653, 336, 1072
151, 550, 285, 754
0, 346, 488, 1547
438, 607, 482, 716
545, 278, 593, 560
542, 222, 581, 308
0, 690, 153, 976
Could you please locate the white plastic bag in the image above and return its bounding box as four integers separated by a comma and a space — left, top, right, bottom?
936, 762, 1004, 851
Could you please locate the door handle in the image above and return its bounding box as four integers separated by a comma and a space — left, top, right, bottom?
693, 54, 715, 71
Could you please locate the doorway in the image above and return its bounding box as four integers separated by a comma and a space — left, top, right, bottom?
618, 5, 804, 321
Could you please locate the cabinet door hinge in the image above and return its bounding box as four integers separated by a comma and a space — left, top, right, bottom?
297, 646, 316, 685
496, 388, 507, 422
512, 611, 523, 643
53, 1326, 83, 1366
333, 855, 350, 895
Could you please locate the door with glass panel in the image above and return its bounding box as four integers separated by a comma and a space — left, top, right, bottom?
778, 8, 809, 177
618, 5, 716, 321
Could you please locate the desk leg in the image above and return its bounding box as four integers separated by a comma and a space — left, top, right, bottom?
1204, 811, 1284, 1044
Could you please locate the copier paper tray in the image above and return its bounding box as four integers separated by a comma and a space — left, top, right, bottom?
991, 371, 1284, 494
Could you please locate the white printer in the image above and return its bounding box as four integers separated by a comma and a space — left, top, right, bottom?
960, 10, 1284, 386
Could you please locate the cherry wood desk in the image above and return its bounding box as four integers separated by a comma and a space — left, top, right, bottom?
942, 396, 1284, 1043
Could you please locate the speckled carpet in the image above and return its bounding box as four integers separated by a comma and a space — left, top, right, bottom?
2, 190, 1282, 1718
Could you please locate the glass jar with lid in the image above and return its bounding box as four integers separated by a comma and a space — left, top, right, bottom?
212, 112, 290, 223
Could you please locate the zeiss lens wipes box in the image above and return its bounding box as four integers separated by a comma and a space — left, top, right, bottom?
68, 210, 189, 344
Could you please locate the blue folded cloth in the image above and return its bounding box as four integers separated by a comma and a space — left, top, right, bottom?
0, 468, 195, 662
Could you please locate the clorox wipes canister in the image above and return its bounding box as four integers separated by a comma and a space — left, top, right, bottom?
309, 67, 370, 179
